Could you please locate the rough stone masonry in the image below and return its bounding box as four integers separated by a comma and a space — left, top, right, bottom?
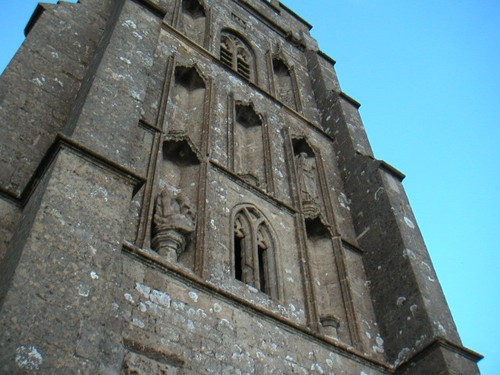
0, 0, 482, 373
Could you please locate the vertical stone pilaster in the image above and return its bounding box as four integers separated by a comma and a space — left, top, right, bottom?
306, 46, 482, 371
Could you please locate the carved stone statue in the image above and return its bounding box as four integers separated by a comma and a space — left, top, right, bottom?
295, 152, 320, 218
151, 189, 196, 262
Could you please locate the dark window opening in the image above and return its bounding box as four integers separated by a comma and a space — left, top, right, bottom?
232, 206, 278, 299
234, 235, 243, 281
258, 245, 268, 294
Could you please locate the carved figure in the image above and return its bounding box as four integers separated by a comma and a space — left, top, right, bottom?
152, 189, 196, 261
295, 152, 321, 217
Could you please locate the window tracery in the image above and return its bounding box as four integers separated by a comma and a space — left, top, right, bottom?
232, 205, 278, 298
220, 31, 254, 81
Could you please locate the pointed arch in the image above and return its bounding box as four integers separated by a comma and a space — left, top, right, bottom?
267, 49, 302, 112
220, 29, 256, 82
231, 204, 280, 299
272, 58, 296, 109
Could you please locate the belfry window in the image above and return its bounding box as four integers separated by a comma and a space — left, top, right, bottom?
232, 205, 278, 298
220, 31, 254, 81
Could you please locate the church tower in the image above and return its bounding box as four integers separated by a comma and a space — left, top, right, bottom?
0, 0, 481, 373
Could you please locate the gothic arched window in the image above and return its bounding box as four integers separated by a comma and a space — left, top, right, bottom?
220, 31, 255, 81
232, 205, 278, 298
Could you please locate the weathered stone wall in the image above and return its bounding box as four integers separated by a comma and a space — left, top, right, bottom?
0, 0, 115, 197
0, 148, 139, 373
0, 199, 20, 266
117, 253, 390, 375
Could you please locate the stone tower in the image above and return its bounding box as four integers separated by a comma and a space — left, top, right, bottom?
0, 0, 482, 373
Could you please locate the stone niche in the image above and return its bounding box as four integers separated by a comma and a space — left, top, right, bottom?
153, 137, 200, 267
305, 217, 345, 341
179, 0, 207, 47
168, 65, 207, 151
292, 138, 322, 219
230, 103, 267, 190
273, 58, 297, 110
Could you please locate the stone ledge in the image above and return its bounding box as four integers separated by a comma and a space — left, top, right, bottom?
317, 50, 337, 66
396, 337, 483, 372
122, 241, 393, 373
339, 91, 361, 109
0, 133, 146, 207
353, 153, 406, 182
340, 237, 365, 254
56, 134, 146, 191
0, 186, 21, 207
24, 3, 56, 37
278, 2, 312, 30
210, 160, 297, 215
377, 160, 406, 182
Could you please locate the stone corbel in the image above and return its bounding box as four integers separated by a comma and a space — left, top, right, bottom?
152, 189, 196, 261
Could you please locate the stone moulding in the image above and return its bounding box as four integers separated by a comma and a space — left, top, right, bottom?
121, 241, 392, 373
339, 91, 361, 109
394, 338, 483, 372
152, 190, 197, 262
377, 160, 406, 182
0, 133, 145, 207
209, 160, 296, 215
123, 241, 484, 373
161, 21, 335, 142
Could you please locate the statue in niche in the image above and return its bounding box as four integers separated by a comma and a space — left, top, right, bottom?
151, 189, 196, 262
295, 152, 321, 218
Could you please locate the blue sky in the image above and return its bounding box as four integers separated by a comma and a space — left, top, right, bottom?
1, 1, 498, 373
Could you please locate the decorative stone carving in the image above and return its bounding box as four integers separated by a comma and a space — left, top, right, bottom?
152, 189, 196, 262
295, 152, 320, 218
320, 315, 340, 339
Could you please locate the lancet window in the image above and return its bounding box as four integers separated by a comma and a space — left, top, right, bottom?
232, 205, 278, 298
220, 31, 254, 81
